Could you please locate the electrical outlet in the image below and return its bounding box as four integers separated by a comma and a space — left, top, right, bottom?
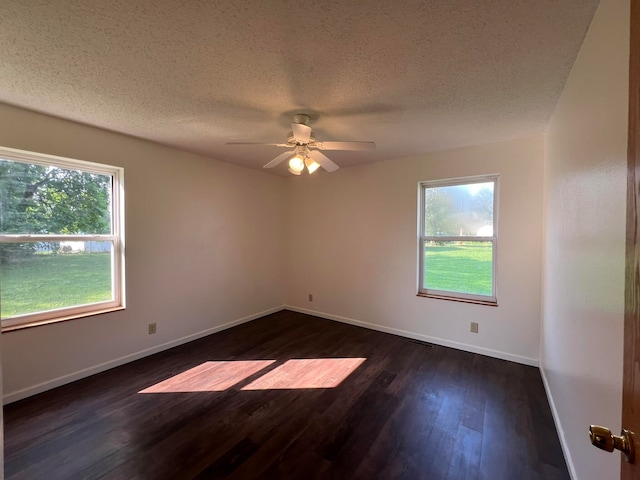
308, 293, 313, 302
148, 323, 157, 335
470, 322, 479, 333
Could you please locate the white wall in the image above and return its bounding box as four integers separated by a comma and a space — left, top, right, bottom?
285, 135, 544, 365
0, 103, 286, 402
541, 0, 629, 478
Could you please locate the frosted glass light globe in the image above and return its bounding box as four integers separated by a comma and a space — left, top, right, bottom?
288, 156, 305, 173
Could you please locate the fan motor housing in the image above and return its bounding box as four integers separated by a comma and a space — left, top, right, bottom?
287, 135, 316, 147
293, 114, 311, 125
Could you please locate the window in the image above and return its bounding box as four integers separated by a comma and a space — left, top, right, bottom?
0, 146, 124, 330
418, 175, 498, 305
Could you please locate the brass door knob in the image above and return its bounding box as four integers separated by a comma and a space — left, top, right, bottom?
589, 425, 636, 464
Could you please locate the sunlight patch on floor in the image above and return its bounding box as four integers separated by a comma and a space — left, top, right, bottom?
242, 358, 367, 390
138, 358, 366, 393
139, 360, 276, 393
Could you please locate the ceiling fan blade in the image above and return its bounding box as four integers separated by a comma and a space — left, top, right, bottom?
309, 150, 339, 172
315, 141, 376, 151
263, 150, 294, 168
291, 123, 312, 144
226, 142, 289, 147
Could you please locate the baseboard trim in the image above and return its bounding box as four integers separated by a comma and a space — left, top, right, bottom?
539, 363, 577, 480
4, 305, 539, 404
284, 305, 539, 367
3, 306, 285, 404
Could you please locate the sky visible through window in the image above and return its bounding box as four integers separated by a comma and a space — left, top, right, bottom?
424, 181, 494, 237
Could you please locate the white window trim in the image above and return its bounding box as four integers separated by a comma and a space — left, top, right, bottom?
417, 174, 499, 306
0, 146, 125, 331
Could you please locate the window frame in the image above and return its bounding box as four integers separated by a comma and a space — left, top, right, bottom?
0, 146, 125, 331
417, 174, 498, 306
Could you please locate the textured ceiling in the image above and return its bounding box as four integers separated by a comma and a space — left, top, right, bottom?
0, 0, 600, 175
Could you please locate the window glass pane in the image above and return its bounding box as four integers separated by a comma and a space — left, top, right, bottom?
0, 241, 113, 319
0, 159, 112, 235
423, 241, 493, 296
424, 182, 494, 237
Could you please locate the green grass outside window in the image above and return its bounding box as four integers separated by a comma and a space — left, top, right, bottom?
424, 243, 493, 296
1, 253, 112, 318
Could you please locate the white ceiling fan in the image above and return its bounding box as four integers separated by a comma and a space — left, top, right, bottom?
226, 114, 375, 175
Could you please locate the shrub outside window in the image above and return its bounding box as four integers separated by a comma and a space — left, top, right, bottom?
418, 175, 498, 305
0, 146, 125, 330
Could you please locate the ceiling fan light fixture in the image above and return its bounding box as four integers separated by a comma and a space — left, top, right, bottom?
288, 155, 305, 173
228, 114, 374, 174
305, 156, 320, 174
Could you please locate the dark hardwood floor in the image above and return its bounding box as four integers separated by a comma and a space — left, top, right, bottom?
4, 310, 569, 479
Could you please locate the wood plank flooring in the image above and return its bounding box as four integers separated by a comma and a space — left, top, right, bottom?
4, 310, 569, 479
